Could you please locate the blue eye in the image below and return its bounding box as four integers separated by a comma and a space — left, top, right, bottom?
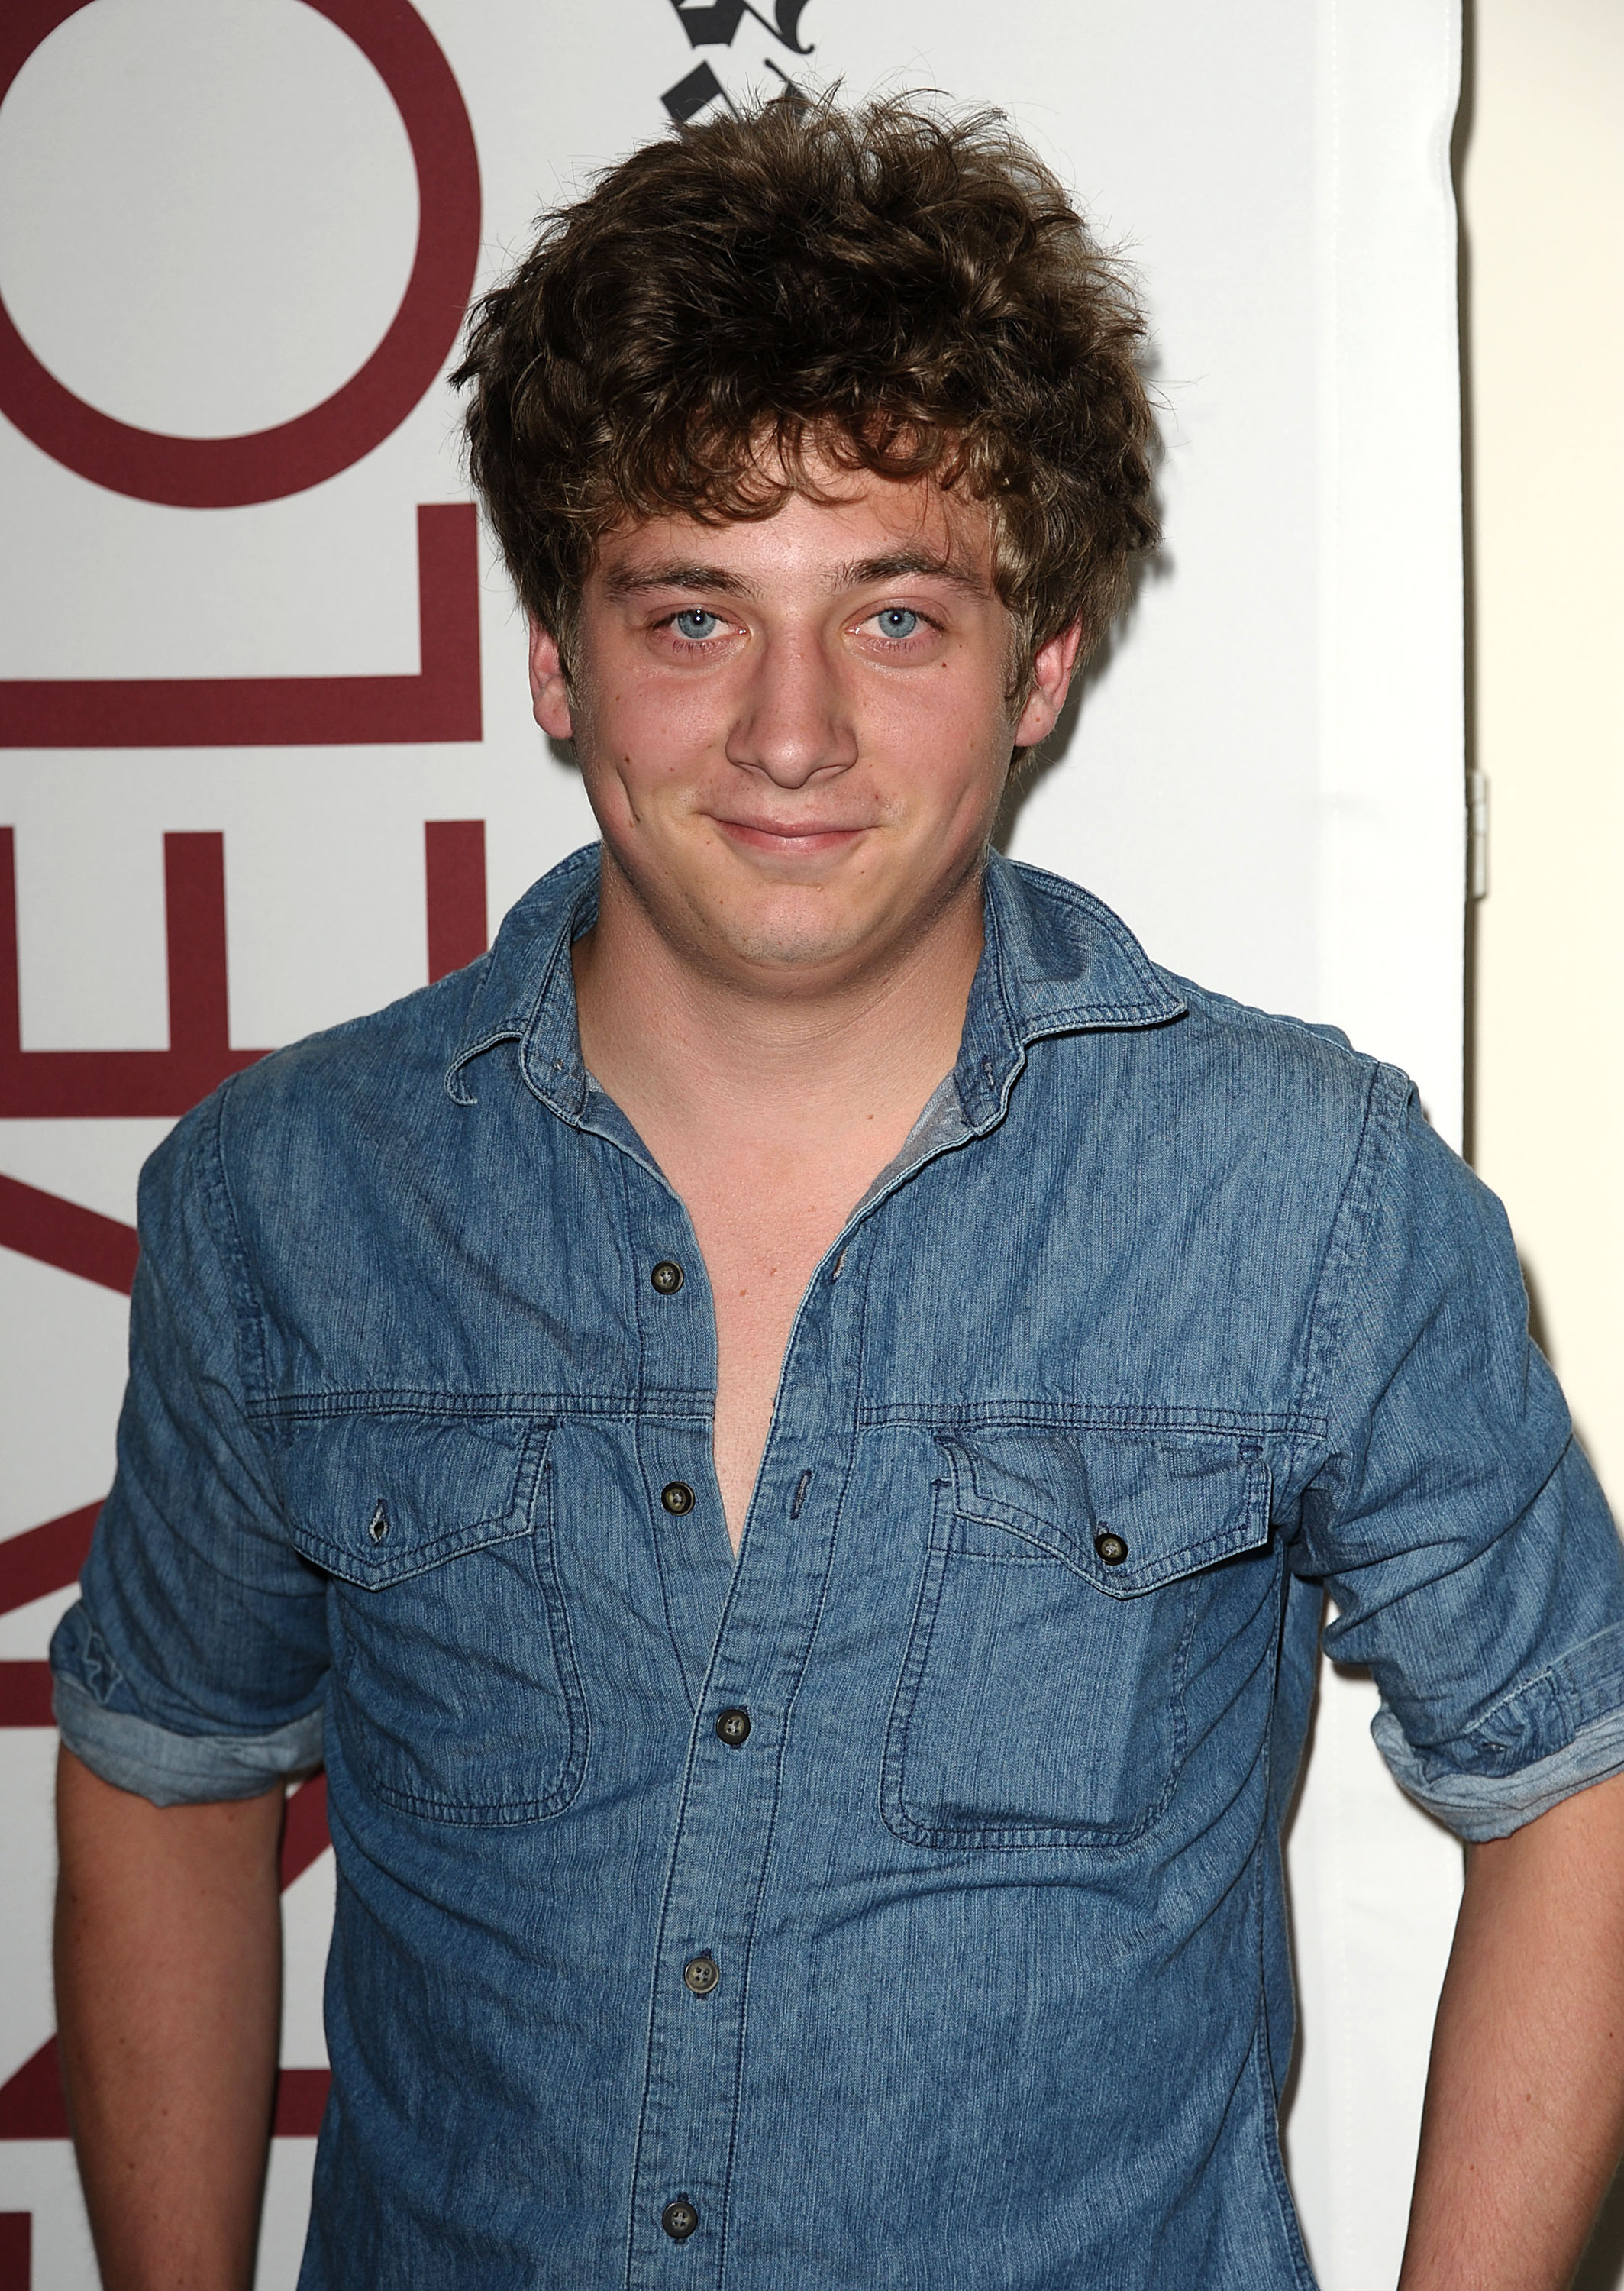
875, 608, 921, 639
673, 609, 721, 641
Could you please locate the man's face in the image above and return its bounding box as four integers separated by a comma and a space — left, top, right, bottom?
529, 461, 1080, 994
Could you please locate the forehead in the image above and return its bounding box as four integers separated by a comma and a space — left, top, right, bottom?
589, 465, 998, 597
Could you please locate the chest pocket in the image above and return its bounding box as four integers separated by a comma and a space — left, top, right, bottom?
280, 1413, 586, 1824
881, 1429, 1271, 1849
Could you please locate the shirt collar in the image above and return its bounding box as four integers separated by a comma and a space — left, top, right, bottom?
953, 845, 1187, 1126
444, 842, 1186, 1117
444, 842, 599, 1113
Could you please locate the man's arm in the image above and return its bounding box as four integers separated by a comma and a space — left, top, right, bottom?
1399, 1767, 1624, 2291
54, 1744, 286, 2291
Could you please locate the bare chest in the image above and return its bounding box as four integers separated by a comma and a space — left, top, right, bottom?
682, 1181, 852, 1552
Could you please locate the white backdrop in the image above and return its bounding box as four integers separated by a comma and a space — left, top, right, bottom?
0, 3, 1465, 2284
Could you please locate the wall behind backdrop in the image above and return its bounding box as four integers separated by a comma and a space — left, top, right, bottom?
0, 3, 1465, 2285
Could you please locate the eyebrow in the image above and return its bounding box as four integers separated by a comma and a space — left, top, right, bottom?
598, 548, 993, 604
600, 561, 757, 600
831, 550, 991, 597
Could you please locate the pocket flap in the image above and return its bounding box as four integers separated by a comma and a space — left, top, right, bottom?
279, 1413, 549, 1588
940, 1427, 1270, 1597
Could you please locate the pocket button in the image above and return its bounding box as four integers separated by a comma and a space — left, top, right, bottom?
1093, 1528, 1128, 1566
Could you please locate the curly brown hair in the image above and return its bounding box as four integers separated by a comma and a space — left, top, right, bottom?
455, 92, 1158, 686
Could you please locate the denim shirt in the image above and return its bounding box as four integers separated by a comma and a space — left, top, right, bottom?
53, 845, 1624, 2289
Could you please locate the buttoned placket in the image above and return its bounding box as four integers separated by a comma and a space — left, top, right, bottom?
621, 1155, 735, 1710
611, 1074, 1031, 2286
622, 1209, 870, 2290
538, 1080, 870, 2287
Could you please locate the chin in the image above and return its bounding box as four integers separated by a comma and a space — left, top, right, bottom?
699, 897, 876, 979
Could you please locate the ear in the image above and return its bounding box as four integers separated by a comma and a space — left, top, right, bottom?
528, 621, 575, 740
1012, 620, 1085, 751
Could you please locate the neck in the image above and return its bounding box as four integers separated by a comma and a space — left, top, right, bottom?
571, 855, 985, 1152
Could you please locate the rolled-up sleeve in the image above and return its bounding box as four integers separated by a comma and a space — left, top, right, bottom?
50, 1078, 328, 1807
1303, 1069, 1624, 1842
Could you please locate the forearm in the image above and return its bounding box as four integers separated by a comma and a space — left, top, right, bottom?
54, 1745, 286, 2291
1399, 1768, 1624, 2291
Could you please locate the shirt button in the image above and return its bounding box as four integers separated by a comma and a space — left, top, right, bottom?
651, 1260, 684, 1294
683, 1953, 720, 1996
1094, 1528, 1128, 1566
715, 1706, 751, 1747
661, 1482, 696, 1515
661, 2198, 699, 2241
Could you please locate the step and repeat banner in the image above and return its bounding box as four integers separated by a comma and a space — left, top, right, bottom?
0, 2, 1464, 2284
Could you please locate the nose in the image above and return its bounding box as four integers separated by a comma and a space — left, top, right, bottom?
724, 630, 858, 787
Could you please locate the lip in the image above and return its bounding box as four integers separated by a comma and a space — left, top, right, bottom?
712, 817, 870, 858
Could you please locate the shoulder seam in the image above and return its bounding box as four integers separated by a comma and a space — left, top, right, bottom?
1293, 1059, 1413, 1488
201, 1074, 276, 1417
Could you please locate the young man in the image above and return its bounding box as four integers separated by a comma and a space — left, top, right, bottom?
51, 95, 1624, 2290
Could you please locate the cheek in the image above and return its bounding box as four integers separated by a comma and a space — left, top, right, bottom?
577, 700, 744, 851
593, 674, 727, 780
864, 677, 1012, 793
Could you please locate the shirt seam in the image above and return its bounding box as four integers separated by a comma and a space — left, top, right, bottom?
1290, 1056, 1409, 1505
247, 1388, 713, 1423
134, 1084, 283, 1504
857, 1401, 1326, 1435
202, 1073, 276, 1411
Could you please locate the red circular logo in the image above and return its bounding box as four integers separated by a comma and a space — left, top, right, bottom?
0, 0, 481, 506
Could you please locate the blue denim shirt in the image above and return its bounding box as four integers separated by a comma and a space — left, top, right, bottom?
53, 845, 1624, 2289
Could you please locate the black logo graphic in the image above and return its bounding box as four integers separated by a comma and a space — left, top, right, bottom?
660, 0, 813, 124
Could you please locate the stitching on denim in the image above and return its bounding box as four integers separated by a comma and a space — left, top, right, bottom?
76, 1617, 124, 1705
445, 845, 599, 1098
878, 1488, 957, 1847
1458, 1658, 1563, 1761
953, 1507, 1271, 1597
250, 1388, 712, 1424
1444, 1707, 1624, 1815
527, 1437, 591, 1817
340, 1778, 580, 1825
135, 1083, 286, 1517
514, 884, 599, 1116
627, 1150, 709, 1717
1428, 1601, 1624, 1771
1291, 1058, 1406, 1510
1560, 1614, 1624, 1730
1028, 1000, 1180, 1023
883, 1613, 1197, 1853
1377, 1701, 1624, 1838
53, 1667, 322, 1745
623, 1581, 745, 2281
291, 1507, 528, 1586
198, 1078, 275, 1415
441, 947, 505, 1104
1248, 1869, 1319, 2289
879, 1461, 1222, 1853
939, 1430, 1273, 1595
326, 1424, 588, 1825
443, 1021, 517, 1106
980, 861, 1022, 1076
712, 1230, 877, 2286
858, 1401, 1325, 1435
933, 1546, 1056, 1566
